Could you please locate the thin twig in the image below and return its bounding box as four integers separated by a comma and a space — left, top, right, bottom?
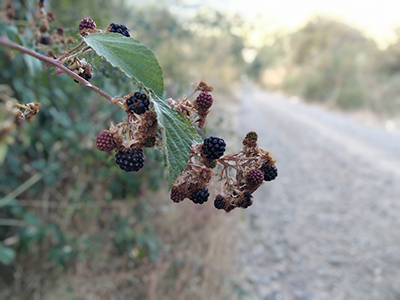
56, 40, 85, 62
0, 219, 28, 227
0, 166, 59, 208
61, 46, 93, 63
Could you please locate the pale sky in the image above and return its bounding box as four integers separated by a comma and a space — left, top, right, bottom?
204, 0, 400, 45
134, 0, 400, 46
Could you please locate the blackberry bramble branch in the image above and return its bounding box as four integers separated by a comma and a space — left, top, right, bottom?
0, 5, 278, 213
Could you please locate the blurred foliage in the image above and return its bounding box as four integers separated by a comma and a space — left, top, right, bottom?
0, 0, 246, 299
248, 16, 400, 116
122, 4, 246, 97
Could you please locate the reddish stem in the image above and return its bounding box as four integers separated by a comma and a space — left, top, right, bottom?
0, 35, 118, 105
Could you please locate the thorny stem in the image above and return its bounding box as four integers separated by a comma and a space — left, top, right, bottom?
0, 36, 120, 106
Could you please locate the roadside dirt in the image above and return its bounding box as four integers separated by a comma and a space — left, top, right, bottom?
231, 83, 400, 300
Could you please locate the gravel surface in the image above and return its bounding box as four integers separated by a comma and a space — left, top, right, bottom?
233, 83, 400, 300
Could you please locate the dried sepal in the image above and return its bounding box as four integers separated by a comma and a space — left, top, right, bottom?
16, 102, 40, 122
194, 81, 214, 93
167, 97, 192, 117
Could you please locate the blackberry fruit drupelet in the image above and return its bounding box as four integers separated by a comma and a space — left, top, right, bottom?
170, 187, 185, 203
127, 92, 150, 115
214, 196, 225, 210
79, 17, 96, 30
202, 136, 226, 160
96, 131, 115, 151
247, 168, 264, 186
39, 36, 51, 45
242, 191, 253, 208
260, 163, 278, 181
190, 188, 210, 204
115, 149, 144, 172
196, 92, 213, 110
109, 23, 130, 37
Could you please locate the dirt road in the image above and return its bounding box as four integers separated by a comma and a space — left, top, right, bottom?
233, 84, 400, 300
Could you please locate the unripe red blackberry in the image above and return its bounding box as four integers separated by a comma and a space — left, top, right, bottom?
170, 186, 185, 203
96, 130, 116, 151
190, 188, 209, 204
115, 149, 144, 172
260, 163, 278, 181
196, 92, 213, 110
246, 168, 264, 186
214, 195, 226, 210
79, 17, 96, 31
202, 136, 226, 160
108, 23, 130, 37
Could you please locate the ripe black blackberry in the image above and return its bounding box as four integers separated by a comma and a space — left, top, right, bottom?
196, 92, 213, 110
39, 36, 51, 45
246, 168, 264, 186
243, 191, 253, 207
236, 192, 253, 208
115, 148, 144, 172
260, 163, 278, 181
202, 136, 226, 160
79, 17, 96, 30
126, 92, 150, 115
190, 188, 209, 204
170, 186, 185, 203
96, 130, 115, 151
214, 196, 226, 210
109, 23, 130, 37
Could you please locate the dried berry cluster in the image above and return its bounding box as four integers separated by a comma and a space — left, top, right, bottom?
170, 130, 278, 212
69, 58, 93, 83
170, 165, 214, 204
28, 1, 74, 49
165, 82, 278, 212
167, 81, 214, 129
211, 132, 278, 212
4, 4, 278, 212
95, 91, 158, 172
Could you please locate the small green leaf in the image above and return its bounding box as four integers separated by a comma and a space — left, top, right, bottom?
0, 244, 16, 265
83, 33, 164, 98
152, 96, 202, 185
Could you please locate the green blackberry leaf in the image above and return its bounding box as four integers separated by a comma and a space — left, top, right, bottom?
0, 243, 16, 265
83, 33, 164, 98
152, 95, 202, 186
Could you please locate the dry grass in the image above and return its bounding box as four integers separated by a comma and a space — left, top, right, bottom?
38, 90, 245, 300
39, 187, 240, 300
